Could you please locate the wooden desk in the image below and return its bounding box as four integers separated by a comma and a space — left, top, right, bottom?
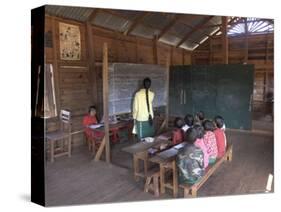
90, 120, 133, 161
122, 131, 172, 181
149, 142, 187, 197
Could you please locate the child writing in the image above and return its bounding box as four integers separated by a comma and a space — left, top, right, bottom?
182, 114, 194, 132
214, 116, 227, 158
176, 128, 205, 185
83, 106, 104, 140
172, 117, 185, 145
193, 124, 209, 168
202, 120, 218, 165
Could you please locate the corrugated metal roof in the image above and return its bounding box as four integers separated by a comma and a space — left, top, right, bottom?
93, 11, 131, 32
45, 5, 258, 51
159, 33, 181, 46
110, 9, 142, 21
130, 24, 160, 39
45, 5, 93, 22
169, 22, 192, 38
142, 13, 174, 30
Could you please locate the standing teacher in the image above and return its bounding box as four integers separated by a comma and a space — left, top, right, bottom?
132, 77, 155, 139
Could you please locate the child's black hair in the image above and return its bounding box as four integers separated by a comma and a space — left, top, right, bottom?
214, 115, 224, 129
197, 111, 205, 121
174, 117, 184, 129
184, 128, 198, 144
193, 124, 205, 139
184, 114, 194, 127
203, 120, 216, 132
88, 105, 97, 113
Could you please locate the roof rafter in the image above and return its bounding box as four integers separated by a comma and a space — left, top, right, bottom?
157, 14, 182, 40
176, 16, 214, 48
123, 12, 150, 36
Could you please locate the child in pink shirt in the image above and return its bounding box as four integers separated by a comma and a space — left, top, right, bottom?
214, 116, 226, 158
203, 120, 218, 165
193, 124, 209, 168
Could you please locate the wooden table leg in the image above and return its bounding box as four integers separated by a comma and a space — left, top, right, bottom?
143, 152, 148, 177
160, 163, 165, 194
133, 154, 140, 181
68, 136, 72, 157
172, 160, 178, 198
50, 140, 54, 163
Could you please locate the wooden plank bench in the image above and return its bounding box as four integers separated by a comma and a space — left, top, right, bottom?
179, 143, 233, 198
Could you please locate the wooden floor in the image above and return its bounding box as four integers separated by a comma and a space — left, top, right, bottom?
46, 123, 273, 206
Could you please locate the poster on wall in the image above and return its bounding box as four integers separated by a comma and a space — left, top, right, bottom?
59, 22, 81, 60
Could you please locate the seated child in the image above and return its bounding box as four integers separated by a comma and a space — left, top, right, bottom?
182, 114, 194, 132
172, 117, 185, 145
214, 116, 227, 158
202, 120, 218, 165
83, 106, 104, 139
193, 124, 209, 168
176, 128, 205, 185
194, 111, 205, 125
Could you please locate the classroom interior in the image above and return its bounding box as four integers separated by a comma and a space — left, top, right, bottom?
32, 5, 274, 206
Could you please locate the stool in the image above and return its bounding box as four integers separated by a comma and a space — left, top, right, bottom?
144, 169, 160, 197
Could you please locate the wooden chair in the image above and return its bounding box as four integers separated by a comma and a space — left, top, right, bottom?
46, 110, 72, 162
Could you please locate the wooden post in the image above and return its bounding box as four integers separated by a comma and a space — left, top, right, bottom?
86, 21, 98, 105
265, 33, 270, 101
153, 35, 158, 64
51, 17, 61, 114
221, 16, 229, 64
165, 53, 170, 129
209, 37, 213, 64
103, 43, 110, 163
244, 18, 249, 63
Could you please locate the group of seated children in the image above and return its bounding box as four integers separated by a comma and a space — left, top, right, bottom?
174, 111, 227, 185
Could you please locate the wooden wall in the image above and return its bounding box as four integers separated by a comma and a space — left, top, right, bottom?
192, 33, 274, 114
44, 15, 192, 146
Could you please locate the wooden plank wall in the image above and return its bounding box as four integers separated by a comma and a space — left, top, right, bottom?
192, 33, 274, 114
44, 15, 192, 146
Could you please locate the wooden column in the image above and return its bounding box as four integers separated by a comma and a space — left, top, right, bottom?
244, 18, 249, 63
86, 22, 98, 105
209, 37, 213, 64
103, 43, 110, 163
221, 16, 229, 64
153, 35, 158, 64
51, 17, 61, 114
165, 53, 170, 129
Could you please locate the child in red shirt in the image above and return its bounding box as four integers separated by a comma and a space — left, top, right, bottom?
213, 116, 226, 158
172, 117, 185, 145
203, 120, 218, 165
83, 106, 104, 139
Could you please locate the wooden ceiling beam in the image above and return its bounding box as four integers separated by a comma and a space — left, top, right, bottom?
124, 12, 150, 36
176, 16, 214, 48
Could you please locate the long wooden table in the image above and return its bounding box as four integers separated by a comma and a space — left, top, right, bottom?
122, 131, 172, 181
149, 142, 187, 197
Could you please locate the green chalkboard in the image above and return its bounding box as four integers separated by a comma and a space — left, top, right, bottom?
169, 64, 254, 130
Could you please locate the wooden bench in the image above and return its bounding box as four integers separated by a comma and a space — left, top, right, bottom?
179, 144, 233, 198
